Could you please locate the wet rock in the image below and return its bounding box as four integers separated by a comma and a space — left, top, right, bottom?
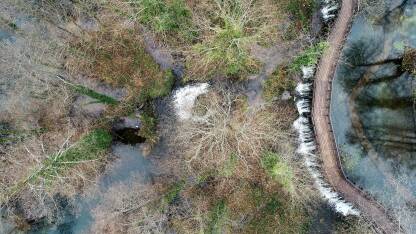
113, 115, 141, 131
281, 91, 292, 100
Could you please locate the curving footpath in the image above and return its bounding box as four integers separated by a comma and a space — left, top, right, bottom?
311, 0, 402, 233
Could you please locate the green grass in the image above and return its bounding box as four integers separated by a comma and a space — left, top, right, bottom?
290, 42, 328, 72
72, 84, 119, 105
129, 0, 195, 41
207, 200, 229, 234
261, 151, 294, 193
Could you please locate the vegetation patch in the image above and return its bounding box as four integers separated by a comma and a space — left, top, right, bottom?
186, 0, 281, 80
66, 24, 173, 103
0, 126, 45, 144
138, 70, 175, 102
285, 0, 316, 30
290, 42, 328, 72
162, 181, 185, 206
247, 188, 309, 233
220, 153, 238, 177
263, 65, 294, 101
207, 199, 229, 234
261, 151, 294, 193
36, 129, 112, 183
129, 0, 195, 42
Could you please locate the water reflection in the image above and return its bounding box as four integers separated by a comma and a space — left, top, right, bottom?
330, 0, 416, 232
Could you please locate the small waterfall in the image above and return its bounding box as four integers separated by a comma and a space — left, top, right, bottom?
293, 66, 360, 216
321, 0, 339, 21
173, 83, 210, 121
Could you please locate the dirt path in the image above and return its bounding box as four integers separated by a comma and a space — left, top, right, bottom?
311, 0, 401, 233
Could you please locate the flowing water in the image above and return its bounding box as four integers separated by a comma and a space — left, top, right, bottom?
330, 0, 416, 231
293, 65, 360, 216
292, 0, 362, 217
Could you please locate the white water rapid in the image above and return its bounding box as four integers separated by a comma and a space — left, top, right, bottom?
173, 83, 210, 121
321, 0, 339, 21
293, 66, 360, 216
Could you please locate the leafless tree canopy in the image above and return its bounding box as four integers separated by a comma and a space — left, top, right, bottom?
174, 88, 295, 175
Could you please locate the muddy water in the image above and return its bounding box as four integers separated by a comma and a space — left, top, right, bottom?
330, 0, 416, 232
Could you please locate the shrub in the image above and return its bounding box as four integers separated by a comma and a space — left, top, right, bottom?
174, 88, 293, 177
263, 65, 294, 101
290, 42, 328, 72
